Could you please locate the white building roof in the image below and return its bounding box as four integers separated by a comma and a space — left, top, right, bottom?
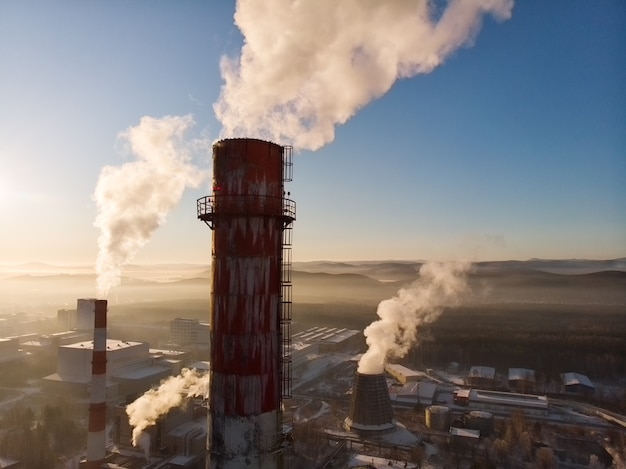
561, 372, 594, 389
469, 389, 548, 410
292, 326, 360, 344
63, 339, 143, 350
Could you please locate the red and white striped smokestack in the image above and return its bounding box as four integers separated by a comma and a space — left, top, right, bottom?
86, 299, 108, 469
198, 139, 295, 468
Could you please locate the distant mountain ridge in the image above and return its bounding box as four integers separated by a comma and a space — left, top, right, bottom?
1, 258, 624, 315
1, 258, 624, 281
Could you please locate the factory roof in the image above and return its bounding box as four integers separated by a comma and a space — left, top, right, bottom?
386, 363, 421, 379
418, 381, 439, 400
290, 341, 315, 351
150, 348, 187, 356
63, 339, 144, 350
292, 326, 360, 344
43, 372, 96, 384
389, 381, 438, 403
468, 366, 496, 379
509, 368, 536, 381
22, 340, 48, 347
450, 427, 480, 439
469, 389, 548, 410
395, 382, 419, 398
561, 372, 594, 389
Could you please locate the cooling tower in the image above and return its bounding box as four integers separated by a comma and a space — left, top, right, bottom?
85, 299, 108, 469
197, 139, 295, 469
345, 372, 396, 434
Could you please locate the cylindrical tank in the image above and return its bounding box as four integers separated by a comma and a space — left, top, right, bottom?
199, 139, 294, 469
465, 410, 494, 437
425, 405, 451, 432
344, 372, 396, 434
86, 299, 107, 469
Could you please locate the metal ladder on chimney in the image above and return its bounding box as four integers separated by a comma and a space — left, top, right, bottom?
281, 220, 293, 401
280, 145, 294, 401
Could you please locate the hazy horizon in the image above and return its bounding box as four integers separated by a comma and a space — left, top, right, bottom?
1, 255, 625, 270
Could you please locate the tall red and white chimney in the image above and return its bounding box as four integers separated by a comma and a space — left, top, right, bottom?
198, 139, 295, 468
85, 299, 108, 469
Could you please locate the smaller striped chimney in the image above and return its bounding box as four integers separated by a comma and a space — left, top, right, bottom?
86, 299, 108, 469
344, 372, 396, 434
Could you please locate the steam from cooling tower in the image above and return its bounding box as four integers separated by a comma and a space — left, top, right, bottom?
215, 0, 514, 150
126, 368, 209, 449
93, 115, 207, 296
358, 261, 471, 375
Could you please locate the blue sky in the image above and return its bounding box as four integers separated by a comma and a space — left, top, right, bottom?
0, 1, 624, 265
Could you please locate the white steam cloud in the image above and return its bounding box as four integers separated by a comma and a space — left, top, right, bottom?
358, 261, 471, 375
216, 0, 514, 150
126, 368, 210, 448
93, 115, 207, 296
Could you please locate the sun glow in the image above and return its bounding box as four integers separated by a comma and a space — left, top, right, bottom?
0, 177, 21, 211
0, 179, 7, 207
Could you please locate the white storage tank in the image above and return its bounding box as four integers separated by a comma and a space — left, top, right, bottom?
425, 405, 451, 432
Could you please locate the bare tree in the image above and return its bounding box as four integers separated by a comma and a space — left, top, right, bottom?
535, 447, 557, 469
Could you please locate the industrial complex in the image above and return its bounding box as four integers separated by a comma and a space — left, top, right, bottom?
0, 139, 623, 469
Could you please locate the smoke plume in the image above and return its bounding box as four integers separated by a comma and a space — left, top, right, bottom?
215, 0, 514, 150
126, 368, 210, 448
93, 115, 207, 296
358, 261, 471, 375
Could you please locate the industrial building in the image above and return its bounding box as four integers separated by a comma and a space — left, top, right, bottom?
388, 380, 439, 407
561, 371, 595, 397
42, 338, 176, 401
112, 398, 207, 461
0, 337, 25, 364
508, 367, 536, 393
385, 363, 422, 384
169, 318, 210, 350
466, 389, 548, 416
57, 307, 78, 331
466, 365, 496, 388
288, 341, 319, 379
